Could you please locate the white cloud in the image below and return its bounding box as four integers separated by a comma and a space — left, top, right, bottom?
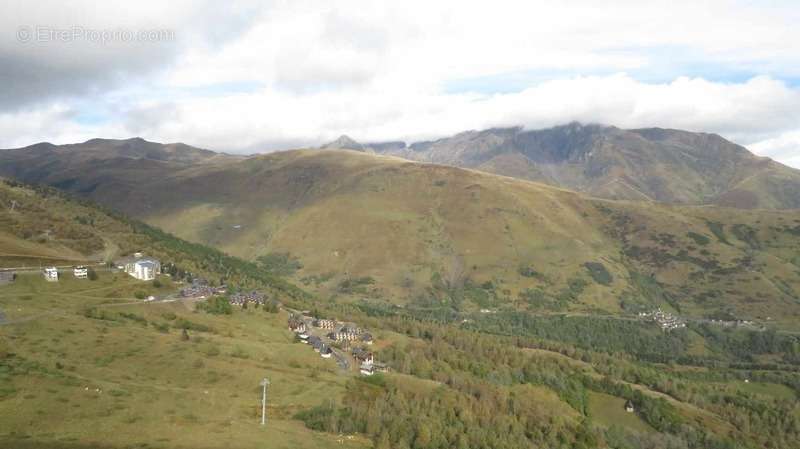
750, 131, 800, 169
0, 0, 799, 167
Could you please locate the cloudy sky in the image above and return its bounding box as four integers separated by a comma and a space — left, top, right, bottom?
1, 0, 799, 167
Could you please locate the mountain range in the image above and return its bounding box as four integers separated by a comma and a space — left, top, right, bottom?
1, 132, 799, 326
328, 123, 800, 209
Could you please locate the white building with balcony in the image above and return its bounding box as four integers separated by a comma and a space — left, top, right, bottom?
74, 266, 88, 279
43, 267, 59, 282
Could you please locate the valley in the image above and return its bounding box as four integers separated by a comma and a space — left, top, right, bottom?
0, 174, 798, 449
1, 131, 799, 449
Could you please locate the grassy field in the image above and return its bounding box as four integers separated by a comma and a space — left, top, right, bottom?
736, 380, 796, 399
0, 273, 369, 449
586, 391, 655, 434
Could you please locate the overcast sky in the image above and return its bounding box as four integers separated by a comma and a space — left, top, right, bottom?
1, 0, 799, 167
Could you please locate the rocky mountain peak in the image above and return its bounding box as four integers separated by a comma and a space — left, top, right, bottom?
320, 135, 365, 151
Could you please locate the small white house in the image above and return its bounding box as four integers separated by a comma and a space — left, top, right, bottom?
73, 266, 88, 279
43, 267, 59, 282
625, 400, 635, 413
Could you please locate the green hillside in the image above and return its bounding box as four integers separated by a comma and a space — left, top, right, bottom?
0, 273, 368, 449
124, 149, 800, 327
1, 176, 800, 449
2, 140, 799, 326
0, 179, 364, 448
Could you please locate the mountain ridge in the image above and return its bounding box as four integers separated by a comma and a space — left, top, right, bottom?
6, 122, 799, 209
321, 123, 800, 209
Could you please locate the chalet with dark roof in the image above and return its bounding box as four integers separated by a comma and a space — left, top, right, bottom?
308, 336, 323, 352
352, 348, 374, 365
625, 400, 635, 413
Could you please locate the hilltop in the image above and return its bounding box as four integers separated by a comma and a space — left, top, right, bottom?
0, 138, 240, 202
319, 135, 364, 152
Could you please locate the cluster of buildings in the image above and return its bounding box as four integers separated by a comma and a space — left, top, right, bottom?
352, 347, 387, 376
227, 290, 266, 306
311, 319, 373, 345
313, 319, 337, 329
706, 318, 756, 328
307, 336, 334, 358
37, 253, 163, 284
327, 325, 373, 346
178, 278, 271, 308
179, 279, 226, 298
40, 265, 91, 282
34, 252, 161, 289
288, 314, 385, 375
638, 308, 686, 331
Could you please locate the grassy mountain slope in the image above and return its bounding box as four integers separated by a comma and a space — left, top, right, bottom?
21, 147, 792, 328
357, 123, 800, 209
0, 179, 135, 267
0, 178, 304, 297
147, 151, 800, 323
0, 179, 643, 449
0, 273, 370, 449
0, 178, 368, 449
2, 168, 800, 449
2, 142, 799, 325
